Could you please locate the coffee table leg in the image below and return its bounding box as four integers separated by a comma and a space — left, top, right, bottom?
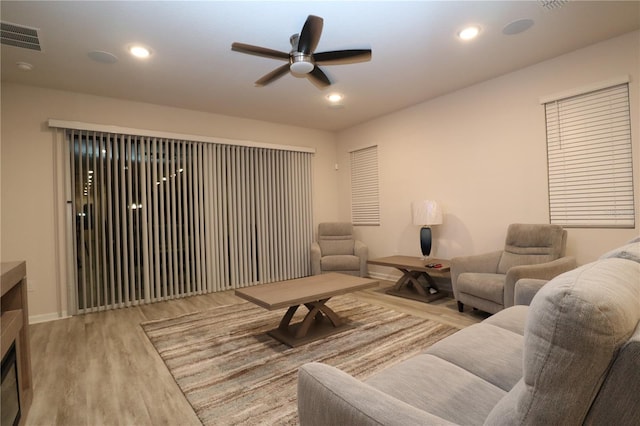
278, 305, 300, 331
296, 298, 342, 338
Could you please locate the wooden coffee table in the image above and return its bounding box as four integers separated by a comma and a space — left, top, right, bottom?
368, 256, 450, 303
234, 273, 378, 347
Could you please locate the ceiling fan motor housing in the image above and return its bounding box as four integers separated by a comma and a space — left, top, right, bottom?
290, 52, 314, 74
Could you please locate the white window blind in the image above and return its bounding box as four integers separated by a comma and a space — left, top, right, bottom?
544, 83, 635, 228
350, 145, 380, 226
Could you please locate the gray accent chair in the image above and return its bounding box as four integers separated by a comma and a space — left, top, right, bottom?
451, 223, 576, 314
310, 222, 368, 277
298, 241, 640, 425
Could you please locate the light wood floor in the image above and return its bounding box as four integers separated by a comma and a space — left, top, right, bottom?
25, 281, 487, 426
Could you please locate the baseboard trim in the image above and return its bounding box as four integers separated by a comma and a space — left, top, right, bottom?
29, 311, 70, 324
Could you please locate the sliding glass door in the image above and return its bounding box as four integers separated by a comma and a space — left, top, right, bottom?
68, 130, 313, 313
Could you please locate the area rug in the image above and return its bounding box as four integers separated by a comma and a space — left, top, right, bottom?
141, 297, 457, 425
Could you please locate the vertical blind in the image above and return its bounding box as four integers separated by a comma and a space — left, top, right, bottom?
68, 130, 313, 313
544, 83, 635, 228
350, 145, 380, 226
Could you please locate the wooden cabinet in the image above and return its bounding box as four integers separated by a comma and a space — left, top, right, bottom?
1, 261, 33, 425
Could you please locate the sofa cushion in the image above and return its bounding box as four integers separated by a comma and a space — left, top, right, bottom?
298, 362, 457, 426
513, 278, 548, 306
457, 273, 505, 304
424, 323, 523, 391
585, 322, 640, 425
599, 240, 640, 263
485, 257, 640, 425
318, 239, 354, 256
365, 354, 506, 425
320, 255, 359, 271
497, 224, 564, 274
482, 305, 528, 335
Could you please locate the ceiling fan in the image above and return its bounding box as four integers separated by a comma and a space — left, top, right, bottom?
231, 15, 372, 88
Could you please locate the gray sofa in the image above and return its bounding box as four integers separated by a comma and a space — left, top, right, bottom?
298, 240, 640, 425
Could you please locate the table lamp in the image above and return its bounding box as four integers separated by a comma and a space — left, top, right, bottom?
412, 200, 443, 258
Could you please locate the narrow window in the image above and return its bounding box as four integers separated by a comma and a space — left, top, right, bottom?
350, 145, 380, 226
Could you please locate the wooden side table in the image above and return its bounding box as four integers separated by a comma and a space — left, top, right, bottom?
368, 255, 451, 303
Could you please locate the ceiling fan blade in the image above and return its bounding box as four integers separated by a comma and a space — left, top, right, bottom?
314, 49, 372, 64
308, 66, 331, 87
298, 15, 323, 54
255, 64, 290, 86
231, 42, 289, 60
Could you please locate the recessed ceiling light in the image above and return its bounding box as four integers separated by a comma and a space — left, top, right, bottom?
458, 26, 480, 41
327, 93, 343, 103
128, 45, 151, 58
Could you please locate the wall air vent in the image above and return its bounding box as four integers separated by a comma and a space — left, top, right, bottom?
1, 21, 42, 51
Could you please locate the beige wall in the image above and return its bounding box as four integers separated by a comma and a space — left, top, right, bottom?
0, 83, 339, 320
337, 30, 640, 275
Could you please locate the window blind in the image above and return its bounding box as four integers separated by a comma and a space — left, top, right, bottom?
544, 83, 635, 228
350, 145, 380, 226
64, 129, 313, 313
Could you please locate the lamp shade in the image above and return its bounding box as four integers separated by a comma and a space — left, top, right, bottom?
412, 200, 443, 226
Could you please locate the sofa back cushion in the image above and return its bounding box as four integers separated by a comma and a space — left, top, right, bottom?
318, 222, 355, 256
497, 224, 566, 274
584, 322, 640, 425
485, 257, 640, 425
599, 239, 640, 263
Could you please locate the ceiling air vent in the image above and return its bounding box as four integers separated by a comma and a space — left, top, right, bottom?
538, 0, 568, 10
1, 21, 42, 51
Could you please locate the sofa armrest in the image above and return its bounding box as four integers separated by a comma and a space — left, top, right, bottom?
450, 251, 502, 299
354, 240, 368, 277
310, 242, 322, 275
514, 278, 549, 306
504, 256, 577, 308
298, 362, 456, 426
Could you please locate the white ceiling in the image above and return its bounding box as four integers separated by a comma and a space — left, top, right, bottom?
1, 1, 639, 131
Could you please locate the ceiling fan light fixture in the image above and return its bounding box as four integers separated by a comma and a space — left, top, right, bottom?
290, 61, 314, 74
290, 52, 314, 74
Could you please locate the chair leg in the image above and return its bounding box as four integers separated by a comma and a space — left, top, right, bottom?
457, 301, 464, 312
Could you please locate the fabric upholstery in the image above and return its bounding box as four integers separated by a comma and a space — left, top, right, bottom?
513, 278, 547, 306
311, 222, 368, 277
485, 257, 640, 425
424, 323, 523, 391
298, 362, 455, 426
599, 239, 640, 263
481, 305, 527, 335
451, 223, 576, 313
585, 322, 640, 425
455, 273, 504, 304
298, 242, 640, 426
365, 354, 506, 425
497, 223, 565, 273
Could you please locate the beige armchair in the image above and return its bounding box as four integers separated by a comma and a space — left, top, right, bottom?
311, 222, 368, 277
451, 223, 576, 314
